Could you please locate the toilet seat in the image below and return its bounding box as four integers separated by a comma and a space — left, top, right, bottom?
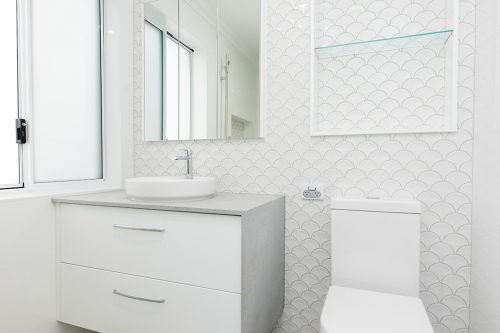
320, 286, 433, 333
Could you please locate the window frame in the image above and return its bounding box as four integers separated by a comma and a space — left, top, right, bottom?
0, 0, 24, 191
0, 0, 132, 199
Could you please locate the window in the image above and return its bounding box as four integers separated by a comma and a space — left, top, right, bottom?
0, 0, 104, 191
0, 0, 22, 189
31, 0, 103, 183
144, 19, 193, 141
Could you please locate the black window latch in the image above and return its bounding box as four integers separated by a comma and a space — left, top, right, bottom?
16, 119, 27, 144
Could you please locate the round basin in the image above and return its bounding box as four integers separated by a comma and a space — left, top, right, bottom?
125, 176, 216, 201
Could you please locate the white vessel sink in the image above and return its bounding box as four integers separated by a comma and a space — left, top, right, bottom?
125, 176, 216, 201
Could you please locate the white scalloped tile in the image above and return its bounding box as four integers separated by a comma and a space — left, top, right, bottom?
133, 0, 474, 332
316, 43, 448, 133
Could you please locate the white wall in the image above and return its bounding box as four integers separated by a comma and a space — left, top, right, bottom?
0, 198, 87, 333
470, 0, 500, 331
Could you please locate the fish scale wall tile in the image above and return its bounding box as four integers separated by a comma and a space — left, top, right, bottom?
133, 0, 475, 332
316, 43, 449, 133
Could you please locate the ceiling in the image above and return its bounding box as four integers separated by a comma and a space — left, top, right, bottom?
217, 0, 260, 58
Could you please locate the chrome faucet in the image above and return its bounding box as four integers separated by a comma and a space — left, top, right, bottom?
174, 149, 193, 179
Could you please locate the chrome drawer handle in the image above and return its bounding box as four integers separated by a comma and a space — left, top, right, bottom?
113, 290, 165, 304
113, 224, 165, 233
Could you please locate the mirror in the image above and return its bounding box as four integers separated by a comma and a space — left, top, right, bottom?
143, 0, 261, 141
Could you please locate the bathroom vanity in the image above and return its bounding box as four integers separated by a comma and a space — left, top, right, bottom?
52, 191, 285, 333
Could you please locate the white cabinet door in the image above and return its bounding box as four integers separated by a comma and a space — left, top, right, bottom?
58, 263, 241, 333
58, 204, 241, 292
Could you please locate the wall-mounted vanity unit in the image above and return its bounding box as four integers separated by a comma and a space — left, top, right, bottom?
53, 191, 284, 333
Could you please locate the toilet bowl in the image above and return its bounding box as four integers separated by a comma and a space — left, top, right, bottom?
320, 199, 433, 333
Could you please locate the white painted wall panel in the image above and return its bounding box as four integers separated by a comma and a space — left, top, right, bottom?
0, 197, 86, 333
470, 0, 500, 331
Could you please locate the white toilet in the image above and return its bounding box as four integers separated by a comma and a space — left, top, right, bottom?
320, 199, 433, 333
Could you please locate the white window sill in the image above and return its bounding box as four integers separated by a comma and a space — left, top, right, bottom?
0, 179, 123, 202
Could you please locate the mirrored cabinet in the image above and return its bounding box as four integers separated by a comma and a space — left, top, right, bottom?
142, 0, 262, 141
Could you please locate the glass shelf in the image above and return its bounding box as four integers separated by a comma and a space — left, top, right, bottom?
315, 30, 453, 59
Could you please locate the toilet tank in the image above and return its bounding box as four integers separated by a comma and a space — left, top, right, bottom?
331, 199, 421, 297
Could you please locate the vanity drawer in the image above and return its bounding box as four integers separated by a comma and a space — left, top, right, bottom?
57, 204, 241, 292
58, 263, 241, 333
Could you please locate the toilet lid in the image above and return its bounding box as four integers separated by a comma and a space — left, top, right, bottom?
320, 286, 433, 333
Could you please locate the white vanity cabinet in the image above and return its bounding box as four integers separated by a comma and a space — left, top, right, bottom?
53, 191, 285, 333
58, 204, 242, 292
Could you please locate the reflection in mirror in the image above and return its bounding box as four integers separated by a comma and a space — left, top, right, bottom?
143, 0, 180, 141
143, 0, 261, 141
217, 0, 261, 139
178, 0, 218, 140
144, 20, 163, 141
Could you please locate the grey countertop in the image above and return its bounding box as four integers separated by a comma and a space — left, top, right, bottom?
52, 190, 284, 216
